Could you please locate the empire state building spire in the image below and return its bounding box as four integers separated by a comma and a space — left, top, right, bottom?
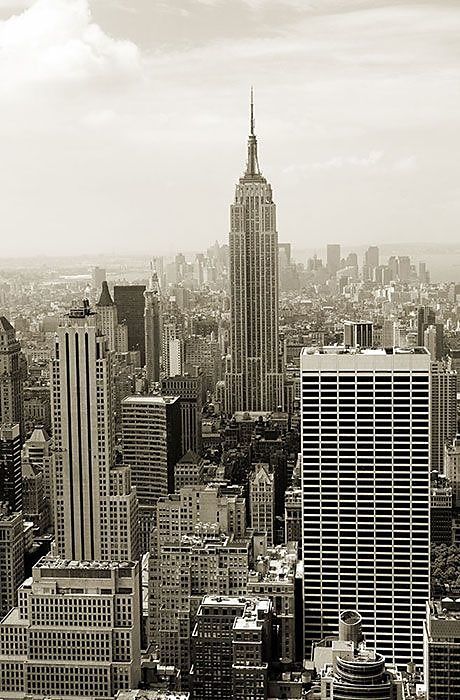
225, 92, 284, 413
245, 87, 261, 178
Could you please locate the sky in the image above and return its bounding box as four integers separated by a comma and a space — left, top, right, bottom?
0, 0, 459, 257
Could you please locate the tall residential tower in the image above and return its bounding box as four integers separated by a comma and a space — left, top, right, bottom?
225, 92, 283, 413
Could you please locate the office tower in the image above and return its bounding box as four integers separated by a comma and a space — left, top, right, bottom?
430, 361, 457, 473
22, 425, 52, 523
0, 422, 22, 512
22, 459, 48, 534
343, 321, 373, 348
0, 506, 24, 617
301, 346, 431, 666
397, 255, 411, 282
383, 319, 400, 348
144, 268, 161, 385
23, 386, 51, 434
284, 486, 301, 544
0, 559, 141, 698
161, 320, 183, 377
114, 285, 146, 365
161, 373, 203, 455
225, 93, 284, 414
419, 261, 429, 284
191, 596, 272, 700
417, 305, 436, 346
424, 324, 445, 361
247, 543, 298, 663
174, 450, 204, 490
96, 280, 118, 352
0, 316, 24, 434
92, 265, 106, 290
326, 244, 341, 274
185, 334, 222, 394
117, 321, 129, 353
430, 472, 453, 544
364, 245, 379, 269
445, 438, 460, 507
51, 301, 138, 562
424, 599, 460, 699
121, 395, 182, 549
250, 463, 275, 546
314, 611, 405, 699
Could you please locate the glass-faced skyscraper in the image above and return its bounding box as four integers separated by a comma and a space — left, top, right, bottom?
301, 346, 431, 667
225, 93, 284, 413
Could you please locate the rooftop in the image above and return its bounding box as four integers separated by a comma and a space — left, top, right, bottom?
36, 558, 136, 570
122, 395, 179, 406
301, 345, 429, 356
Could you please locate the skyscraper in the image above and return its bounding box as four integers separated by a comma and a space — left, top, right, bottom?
326, 244, 341, 274
144, 267, 161, 385
121, 395, 182, 550
417, 305, 436, 347
161, 373, 203, 455
114, 285, 146, 365
0, 316, 24, 435
0, 422, 22, 512
96, 280, 118, 352
301, 346, 431, 666
51, 301, 138, 562
430, 361, 457, 473
225, 92, 283, 413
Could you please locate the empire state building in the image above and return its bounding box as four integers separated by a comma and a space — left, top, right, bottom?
225, 93, 284, 413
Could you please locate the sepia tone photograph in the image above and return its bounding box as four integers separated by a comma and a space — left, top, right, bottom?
0, 1, 459, 698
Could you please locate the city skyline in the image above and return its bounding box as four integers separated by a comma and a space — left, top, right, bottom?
0, 1, 459, 256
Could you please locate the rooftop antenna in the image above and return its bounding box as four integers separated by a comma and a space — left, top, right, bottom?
250, 85, 255, 136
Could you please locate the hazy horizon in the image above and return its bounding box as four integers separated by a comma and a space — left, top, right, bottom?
0, 0, 459, 257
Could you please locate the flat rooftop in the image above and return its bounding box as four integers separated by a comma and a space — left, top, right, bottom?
301, 346, 429, 356
122, 395, 179, 406
36, 558, 136, 570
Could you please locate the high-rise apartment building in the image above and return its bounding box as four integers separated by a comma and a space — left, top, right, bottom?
121, 395, 182, 549
0, 559, 141, 698
430, 361, 457, 473
0, 422, 22, 512
191, 596, 272, 700
144, 269, 161, 385
0, 316, 24, 435
51, 301, 138, 562
161, 373, 203, 455
301, 346, 431, 666
225, 94, 283, 413
114, 285, 146, 365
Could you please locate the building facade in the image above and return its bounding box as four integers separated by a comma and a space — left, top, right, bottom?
301, 347, 431, 666
0, 559, 141, 698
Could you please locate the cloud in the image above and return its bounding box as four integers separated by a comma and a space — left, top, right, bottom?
0, 0, 140, 88
282, 151, 420, 177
